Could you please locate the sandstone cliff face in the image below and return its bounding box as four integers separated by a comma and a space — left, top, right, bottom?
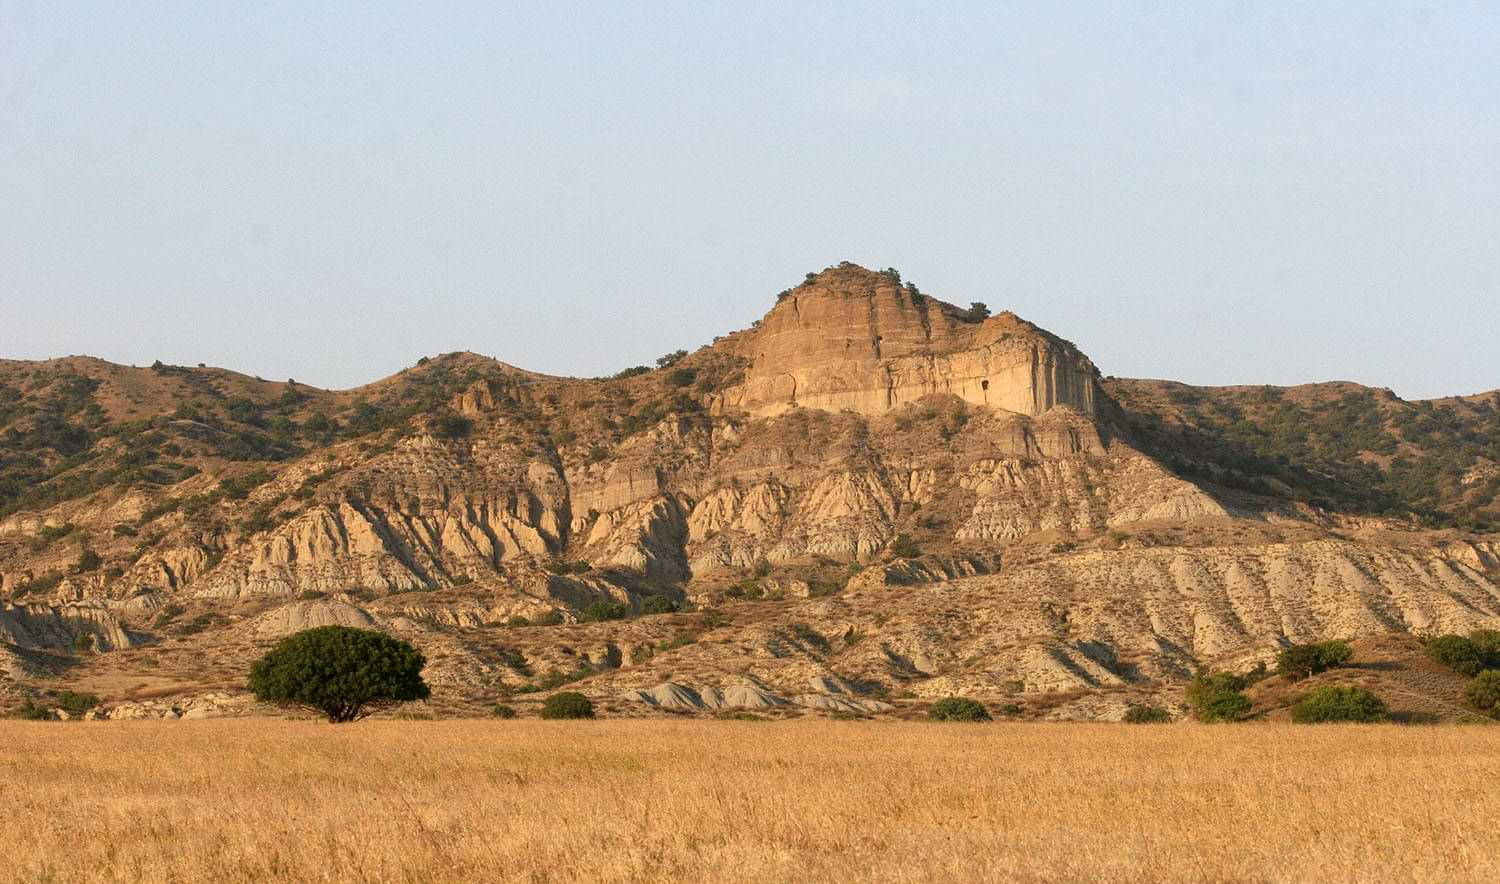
718, 266, 1098, 418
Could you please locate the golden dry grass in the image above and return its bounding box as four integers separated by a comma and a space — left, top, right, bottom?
1, 719, 1496, 883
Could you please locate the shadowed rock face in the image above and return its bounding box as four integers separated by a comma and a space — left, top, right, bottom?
719, 265, 1098, 418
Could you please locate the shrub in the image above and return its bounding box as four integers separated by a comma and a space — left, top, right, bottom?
655, 350, 688, 369
491, 704, 517, 719
716, 711, 765, 721
540, 691, 594, 720
9, 699, 52, 721
927, 697, 991, 722
1291, 685, 1388, 723
1276, 640, 1354, 681
580, 600, 628, 622
889, 533, 922, 560
1464, 671, 1500, 718
639, 594, 678, 616
54, 691, 100, 715
1196, 691, 1253, 722
1426, 635, 1487, 676
73, 548, 102, 573
1124, 703, 1172, 724
431, 412, 473, 439
544, 560, 591, 576
1470, 629, 1500, 661
247, 626, 430, 723
1186, 671, 1252, 722
531, 610, 565, 627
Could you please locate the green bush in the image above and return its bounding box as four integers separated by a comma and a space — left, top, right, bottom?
430, 411, 473, 439
1124, 703, 1172, 724
247, 626, 430, 723
54, 691, 100, 715
540, 691, 595, 720
1470, 629, 1500, 661
716, 711, 765, 721
639, 594, 679, 615
580, 600, 628, 622
1197, 691, 1253, 722
1464, 671, 1500, 718
73, 548, 102, 573
1291, 685, 1388, 723
889, 533, 922, 560
10, 699, 53, 720
491, 704, 517, 719
1425, 635, 1487, 676
543, 560, 591, 576
1186, 671, 1253, 722
1276, 640, 1354, 681
927, 697, 991, 722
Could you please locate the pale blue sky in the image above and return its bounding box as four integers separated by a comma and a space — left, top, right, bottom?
2, 2, 1497, 397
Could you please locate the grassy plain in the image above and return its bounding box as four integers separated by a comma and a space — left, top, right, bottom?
0, 719, 1495, 882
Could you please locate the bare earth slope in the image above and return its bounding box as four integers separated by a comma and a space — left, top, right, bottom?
1, 262, 1497, 717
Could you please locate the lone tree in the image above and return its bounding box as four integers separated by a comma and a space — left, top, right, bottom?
1276, 640, 1354, 681
248, 626, 430, 723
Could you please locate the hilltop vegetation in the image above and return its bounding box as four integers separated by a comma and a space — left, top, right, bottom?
1109, 379, 1500, 529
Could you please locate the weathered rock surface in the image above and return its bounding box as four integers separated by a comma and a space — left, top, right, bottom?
3, 262, 1498, 720
248, 600, 376, 638
718, 265, 1098, 418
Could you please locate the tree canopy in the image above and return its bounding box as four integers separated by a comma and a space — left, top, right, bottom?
247, 626, 430, 723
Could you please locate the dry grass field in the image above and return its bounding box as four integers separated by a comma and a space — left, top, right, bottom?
1, 720, 1496, 883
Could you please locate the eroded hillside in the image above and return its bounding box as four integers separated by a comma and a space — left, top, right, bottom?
2, 263, 1497, 718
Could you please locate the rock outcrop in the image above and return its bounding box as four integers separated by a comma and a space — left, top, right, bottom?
718, 265, 1098, 418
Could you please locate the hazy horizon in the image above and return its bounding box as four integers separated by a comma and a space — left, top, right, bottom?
3, 3, 1497, 399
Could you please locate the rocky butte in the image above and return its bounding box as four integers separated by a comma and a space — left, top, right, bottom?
717, 265, 1097, 418
0, 262, 1497, 720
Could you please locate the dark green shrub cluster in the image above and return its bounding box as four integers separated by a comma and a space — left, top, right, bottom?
540, 691, 594, 719
54, 691, 99, 716
247, 626, 430, 723
1123, 703, 1172, 724
1291, 685, 1387, 723
665, 368, 697, 388
580, 600, 628, 622
1464, 671, 1500, 718
1186, 671, 1252, 722
927, 697, 991, 722
1276, 640, 1354, 681
1425, 632, 1500, 676
9, 699, 53, 720
491, 704, 517, 719
430, 411, 473, 439
543, 560, 591, 576
639, 594, 679, 615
